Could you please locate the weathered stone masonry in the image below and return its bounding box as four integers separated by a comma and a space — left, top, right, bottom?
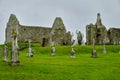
5, 14, 72, 46
86, 13, 120, 45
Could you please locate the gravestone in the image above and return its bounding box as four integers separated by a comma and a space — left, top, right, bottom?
27, 39, 33, 57
103, 45, 106, 54
3, 42, 8, 62
10, 29, 20, 66
51, 46, 56, 56
103, 39, 106, 54
91, 39, 97, 58
70, 47, 75, 58
92, 49, 97, 58
0, 48, 2, 57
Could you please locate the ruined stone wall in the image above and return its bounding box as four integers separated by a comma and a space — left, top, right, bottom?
5, 14, 72, 46
5, 14, 20, 43
19, 25, 51, 45
50, 17, 67, 45
86, 13, 109, 45
86, 24, 96, 45
86, 13, 120, 45
5, 14, 52, 46
95, 25, 109, 44
108, 28, 120, 44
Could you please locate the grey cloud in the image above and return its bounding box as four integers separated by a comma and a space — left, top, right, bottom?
0, 0, 120, 44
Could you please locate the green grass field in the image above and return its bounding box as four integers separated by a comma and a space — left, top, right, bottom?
0, 44, 120, 80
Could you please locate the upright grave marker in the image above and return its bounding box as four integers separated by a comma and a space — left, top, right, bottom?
70, 47, 75, 58
27, 39, 33, 57
3, 42, 8, 62
91, 39, 97, 58
51, 46, 56, 56
0, 48, 2, 57
10, 29, 20, 66
103, 39, 106, 54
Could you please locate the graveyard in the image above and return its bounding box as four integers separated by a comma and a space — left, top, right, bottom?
1, 1, 120, 80
1, 12, 120, 80
0, 43, 120, 80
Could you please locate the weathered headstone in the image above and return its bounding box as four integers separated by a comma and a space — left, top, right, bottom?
103, 45, 106, 54
3, 42, 8, 62
51, 46, 56, 56
91, 39, 97, 58
10, 29, 20, 66
27, 39, 33, 57
103, 39, 106, 54
0, 48, 2, 57
70, 47, 75, 58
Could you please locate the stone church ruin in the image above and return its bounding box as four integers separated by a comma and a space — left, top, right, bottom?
5, 14, 72, 46
86, 13, 120, 45
5, 13, 120, 46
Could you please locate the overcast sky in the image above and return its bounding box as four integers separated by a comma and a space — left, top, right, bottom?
0, 0, 120, 44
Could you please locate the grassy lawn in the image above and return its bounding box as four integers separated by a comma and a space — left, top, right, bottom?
0, 44, 120, 80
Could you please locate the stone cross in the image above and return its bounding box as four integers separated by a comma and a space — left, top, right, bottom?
51, 46, 56, 56
70, 47, 75, 58
27, 39, 33, 57
10, 28, 20, 66
3, 42, 8, 62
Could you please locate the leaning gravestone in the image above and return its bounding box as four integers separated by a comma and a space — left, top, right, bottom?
3, 42, 8, 62
70, 47, 75, 58
10, 29, 20, 66
51, 46, 56, 56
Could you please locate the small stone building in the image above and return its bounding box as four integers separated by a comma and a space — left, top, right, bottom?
5, 14, 72, 46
